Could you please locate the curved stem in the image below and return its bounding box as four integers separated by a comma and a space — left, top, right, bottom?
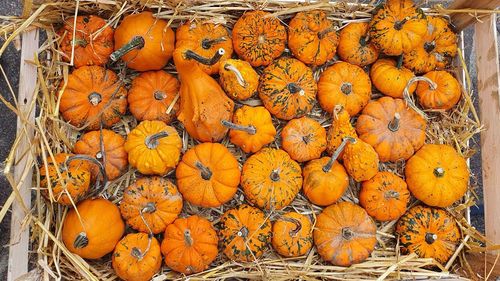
425, 232, 438, 244
287, 83, 305, 96
341, 227, 354, 240
224, 63, 247, 87
145, 131, 169, 149
403, 76, 436, 120
195, 161, 212, 180
73, 232, 89, 248
434, 167, 445, 178
201, 37, 227, 49
394, 18, 408, 30
88, 92, 102, 106
384, 190, 400, 199
387, 113, 401, 132
137, 205, 154, 259
131, 247, 143, 260
424, 41, 436, 53
323, 137, 356, 172
281, 216, 302, 238
237, 226, 249, 238
333, 105, 344, 118
110, 36, 145, 62
184, 229, 194, 246
341, 82, 352, 95
66, 154, 108, 188
142, 202, 156, 213
270, 169, 280, 182
318, 26, 336, 39
221, 120, 256, 135
185, 48, 225, 66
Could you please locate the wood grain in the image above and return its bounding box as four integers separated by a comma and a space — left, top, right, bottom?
449, 0, 500, 31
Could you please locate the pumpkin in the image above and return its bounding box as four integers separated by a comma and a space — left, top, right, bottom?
359, 171, 410, 221
232, 10, 287, 67
161, 215, 218, 274
314, 201, 377, 266
288, 10, 339, 66
219, 59, 259, 101
302, 139, 349, 206
73, 129, 128, 181
176, 21, 233, 75
176, 142, 240, 207
326, 105, 357, 157
58, 15, 114, 68
219, 204, 272, 261
241, 148, 302, 210
337, 22, 379, 67
62, 198, 125, 259
128, 71, 179, 124
415, 71, 461, 110
259, 58, 317, 120
120, 177, 183, 234
403, 16, 457, 74
40, 153, 92, 205
370, 58, 416, 98
272, 212, 313, 257
396, 205, 460, 264
355, 97, 427, 162
281, 116, 327, 162
112, 233, 162, 281
111, 11, 175, 71
369, 0, 427, 56
124, 120, 181, 176
59, 66, 127, 130
317, 61, 371, 116
405, 144, 469, 207
341, 137, 379, 182
173, 47, 234, 142
222, 105, 276, 154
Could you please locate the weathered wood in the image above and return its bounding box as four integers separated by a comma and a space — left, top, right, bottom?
475, 14, 500, 247
449, 0, 500, 31
7, 29, 39, 281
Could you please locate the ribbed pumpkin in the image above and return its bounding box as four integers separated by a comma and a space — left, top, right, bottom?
314, 202, 377, 266
176, 142, 240, 207
219, 59, 259, 101
405, 144, 469, 207
342, 137, 379, 182
326, 105, 357, 156
337, 22, 379, 67
415, 71, 461, 110
272, 212, 313, 257
219, 204, 272, 261
281, 116, 327, 162
241, 148, 302, 210
370, 58, 416, 98
259, 58, 317, 120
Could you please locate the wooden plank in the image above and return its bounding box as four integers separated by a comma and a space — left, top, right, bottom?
7, 29, 39, 281
449, 0, 500, 31
475, 14, 500, 247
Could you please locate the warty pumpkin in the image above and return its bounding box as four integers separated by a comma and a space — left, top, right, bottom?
219, 59, 259, 101
59, 66, 127, 130
128, 71, 179, 124
173, 47, 234, 142
58, 15, 114, 68
288, 10, 339, 66
111, 11, 175, 71
359, 171, 410, 221
62, 198, 125, 259
356, 97, 427, 162
337, 22, 379, 67
124, 120, 181, 176
314, 201, 377, 266
370, 58, 416, 98
326, 105, 357, 157
112, 233, 162, 281
405, 144, 469, 207
176, 142, 240, 207
120, 176, 183, 234
369, 0, 427, 56
317, 61, 371, 116
341, 137, 379, 182
272, 212, 313, 257
176, 21, 233, 75
73, 129, 128, 181
415, 71, 461, 110
161, 215, 218, 274
259, 58, 317, 120
232, 10, 287, 67
396, 205, 460, 264
219, 204, 272, 261
222, 105, 276, 154
281, 116, 327, 162
241, 148, 302, 210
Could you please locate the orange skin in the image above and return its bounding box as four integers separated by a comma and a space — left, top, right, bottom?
219, 59, 259, 101
281, 116, 327, 162
272, 212, 313, 257
326, 106, 358, 157
416, 71, 461, 110
337, 22, 379, 67
302, 157, 349, 206
342, 138, 379, 182
370, 58, 416, 98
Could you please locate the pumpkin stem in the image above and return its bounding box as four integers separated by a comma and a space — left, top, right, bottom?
318, 26, 336, 39
154, 91, 166, 100
394, 18, 408, 31
287, 83, 305, 96
281, 216, 302, 238
270, 169, 280, 182
425, 232, 438, 244
333, 105, 344, 118
131, 247, 144, 260
195, 161, 212, 180
73, 232, 89, 249
224, 63, 247, 87
184, 229, 194, 246
340, 82, 352, 95
396, 55, 404, 69
403, 76, 436, 120
110, 36, 145, 62
145, 131, 169, 149
323, 137, 355, 172
88, 92, 102, 106
384, 190, 400, 199
142, 202, 156, 213
433, 167, 445, 177
185, 48, 225, 66
66, 154, 108, 189
302, 134, 312, 145
237, 226, 249, 238
359, 34, 369, 47
73, 38, 88, 47
424, 41, 436, 53
221, 120, 257, 135
387, 113, 401, 132
341, 227, 354, 240
201, 37, 227, 49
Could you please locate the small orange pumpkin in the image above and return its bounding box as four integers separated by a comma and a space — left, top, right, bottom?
341, 137, 379, 182
120, 177, 183, 234
176, 142, 240, 207
326, 105, 358, 157
59, 66, 127, 130
415, 71, 461, 110
337, 22, 379, 67
219, 59, 259, 101
111, 11, 175, 71
128, 71, 179, 124
317, 61, 371, 116
62, 198, 125, 259
288, 10, 339, 66
219, 204, 272, 261
359, 171, 410, 221
272, 212, 313, 257
232, 11, 287, 67
161, 215, 218, 275
370, 58, 416, 98
281, 116, 327, 162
